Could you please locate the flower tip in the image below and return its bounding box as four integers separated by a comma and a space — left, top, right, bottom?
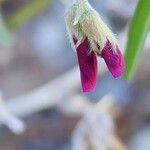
82, 81, 96, 93
110, 52, 125, 78
111, 65, 125, 78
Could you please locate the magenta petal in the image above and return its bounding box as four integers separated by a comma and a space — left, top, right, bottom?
76, 39, 98, 92
101, 41, 125, 78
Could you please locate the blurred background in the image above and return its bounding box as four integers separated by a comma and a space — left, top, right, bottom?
0, 0, 150, 150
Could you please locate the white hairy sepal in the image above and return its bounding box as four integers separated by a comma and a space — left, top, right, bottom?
66, 0, 86, 49
66, 0, 118, 53
78, 1, 118, 53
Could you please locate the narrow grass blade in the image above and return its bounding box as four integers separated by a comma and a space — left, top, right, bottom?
124, 0, 150, 80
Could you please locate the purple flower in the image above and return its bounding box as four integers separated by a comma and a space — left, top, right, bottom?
74, 38, 125, 93
66, 0, 125, 92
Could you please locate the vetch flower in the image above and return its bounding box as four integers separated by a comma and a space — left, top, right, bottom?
66, 0, 125, 93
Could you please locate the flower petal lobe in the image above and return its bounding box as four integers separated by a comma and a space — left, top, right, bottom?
101, 41, 125, 78
76, 38, 98, 92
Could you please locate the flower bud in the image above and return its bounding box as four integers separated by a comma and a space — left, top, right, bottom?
66, 0, 125, 92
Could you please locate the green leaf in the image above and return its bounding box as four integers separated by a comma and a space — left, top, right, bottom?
6, 0, 53, 29
124, 0, 150, 80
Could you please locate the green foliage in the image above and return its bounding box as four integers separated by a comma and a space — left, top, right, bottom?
124, 0, 150, 80
6, 0, 53, 29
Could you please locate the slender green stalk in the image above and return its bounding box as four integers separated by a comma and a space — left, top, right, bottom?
6, 0, 53, 29
124, 0, 150, 80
